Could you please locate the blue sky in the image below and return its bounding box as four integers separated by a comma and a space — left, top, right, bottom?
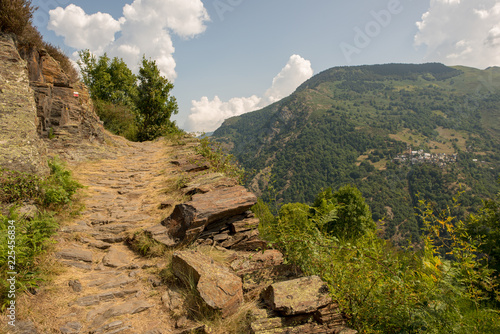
31, 0, 500, 132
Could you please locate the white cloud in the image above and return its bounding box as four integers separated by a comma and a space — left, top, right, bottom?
262, 55, 314, 104
188, 96, 262, 133
48, 0, 209, 80
48, 4, 121, 54
415, 0, 500, 68
186, 55, 313, 133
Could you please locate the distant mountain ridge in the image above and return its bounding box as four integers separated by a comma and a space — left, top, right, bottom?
213, 63, 500, 241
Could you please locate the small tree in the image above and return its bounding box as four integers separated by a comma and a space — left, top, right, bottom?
135, 56, 178, 141
313, 185, 375, 240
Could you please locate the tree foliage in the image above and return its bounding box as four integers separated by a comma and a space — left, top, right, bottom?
135, 56, 178, 141
78, 51, 179, 141
314, 185, 375, 240
78, 50, 137, 106
467, 184, 500, 273
255, 188, 500, 333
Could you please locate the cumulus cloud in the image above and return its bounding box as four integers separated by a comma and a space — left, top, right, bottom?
415, 0, 500, 68
186, 55, 313, 133
48, 0, 209, 80
48, 4, 121, 54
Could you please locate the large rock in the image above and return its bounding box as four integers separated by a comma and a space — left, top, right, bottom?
172, 250, 243, 318
262, 276, 332, 316
162, 186, 257, 246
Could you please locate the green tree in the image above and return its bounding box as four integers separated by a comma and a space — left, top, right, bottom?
135, 56, 178, 141
313, 185, 375, 240
77, 50, 139, 140
467, 187, 500, 273
77, 50, 136, 105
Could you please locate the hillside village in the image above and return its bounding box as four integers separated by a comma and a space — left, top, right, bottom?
393, 149, 458, 167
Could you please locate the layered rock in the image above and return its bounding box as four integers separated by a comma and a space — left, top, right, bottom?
251, 276, 350, 334
172, 250, 244, 318
148, 185, 258, 248
0, 34, 48, 174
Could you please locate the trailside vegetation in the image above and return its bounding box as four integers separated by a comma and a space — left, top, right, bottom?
0, 158, 83, 308
78, 51, 179, 142
255, 186, 500, 333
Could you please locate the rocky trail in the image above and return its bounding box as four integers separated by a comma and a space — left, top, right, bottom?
16, 138, 183, 333
6, 136, 355, 334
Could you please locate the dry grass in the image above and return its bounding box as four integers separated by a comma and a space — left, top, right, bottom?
127, 230, 169, 258
202, 300, 258, 334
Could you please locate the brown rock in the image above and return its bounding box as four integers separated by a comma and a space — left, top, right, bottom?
230, 218, 259, 233
102, 248, 129, 268
56, 248, 93, 263
262, 276, 332, 316
90, 299, 153, 327
172, 250, 243, 318
162, 186, 257, 246
182, 172, 238, 195
171, 155, 210, 173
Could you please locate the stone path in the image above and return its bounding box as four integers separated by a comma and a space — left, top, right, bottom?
17, 139, 194, 334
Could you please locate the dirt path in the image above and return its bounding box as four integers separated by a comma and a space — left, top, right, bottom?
16, 138, 194, 334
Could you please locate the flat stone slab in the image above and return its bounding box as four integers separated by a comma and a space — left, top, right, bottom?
262, 276, 332, 316
89, 299, 153, 328
93, 234, 126, 243
61, 261, 93, 270
88, 275, 136, 290
172, 250, 243, 318
74, 289, 138, 306
102, 248, 130, 268
56, 248, 93, 263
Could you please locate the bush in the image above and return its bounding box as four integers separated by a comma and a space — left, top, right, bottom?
0, 0, 35, 36
195, 137, 245, 183
255, 190, 500, 333
93, 99, 138, 141
0, 157, 82, 209
0, 169, 41, 204
41, 157, 83, 207
0, 210, 58, 309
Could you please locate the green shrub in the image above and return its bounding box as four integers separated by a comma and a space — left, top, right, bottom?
0, 169, 41, 204
41, 157, 83, 207
0, 157, 83, 209
195, 137, 245, 183
93, 99, 138, 141
255, 189, 500, 333
0, 209, 58, 309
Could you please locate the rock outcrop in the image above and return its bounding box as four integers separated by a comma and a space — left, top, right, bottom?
0, 33, 106, 175
21, 45, 105, 153
172, 250, 244, 318
0, 34, 48, 174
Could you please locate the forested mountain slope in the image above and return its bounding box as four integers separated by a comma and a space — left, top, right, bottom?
213, 63, 500, 241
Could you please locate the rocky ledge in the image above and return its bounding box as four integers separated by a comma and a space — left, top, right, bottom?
143, 148, 357, 334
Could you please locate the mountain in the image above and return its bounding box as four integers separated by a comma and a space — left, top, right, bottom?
212, 63, 500, 241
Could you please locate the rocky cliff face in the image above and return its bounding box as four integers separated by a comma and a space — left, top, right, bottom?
0, 33, 105, 174
0, 34, 47, 174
